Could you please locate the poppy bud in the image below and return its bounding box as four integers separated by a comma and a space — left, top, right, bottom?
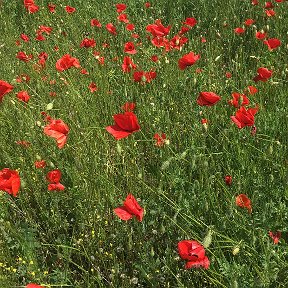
161, 159, 171, 170
232, 246, 240, 255
116, 143, 122, 155
225, 175, 232, 186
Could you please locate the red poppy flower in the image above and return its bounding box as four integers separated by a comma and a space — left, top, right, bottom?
80, 69, 89, 75
16, 91, 30, 103
44, 119, 69, 148
268, 231, 281, 244
126, 23, 135, 31
133, 71, 157, 83
118, 13, 129, 23
89, 82, 97, 93
234, 27, 245, 34
179, 26, 190, 35
183, 17, 197, 27
48, 183, 65, 191
154, 133, 167, 147
114, 194, 144, 222
16, 51, 33, 62
38, 52, 48, 67
265, 1, 274, 8
197, 92, 221, 106
150, 37, 170, 51
0, 168, 21, 197
247, 85, 258, 95
132, 33, 140, 39
38, 26, 52, 35
65, 5, 76, 13
106, 23, 117, 35
46, 169, 61, 183
80, 38, 96, 48
151, 55, 159, 62
251, 0, 258, 5
245, 19, 255, 26
36, 33, 45, 41
26, 284, 45, 288
24, 0, 39, 13
178, 52, 200, 70
115, 3, 126, 13
255, 31, 267, 40
178, 240, 210, 270
231, 106, 258, 129
46, 170, 65, 191
145, 2, 151, 8
146, 19, 171, 37
228, 92, 249, 108
253, 67, 272, 82
265, 9, 275, 17
55, 54, 80, 72
122, 56, 137, 73
106, 111, 140, 140
124, 42, 136, 54
48, 3, 56, 13
0, 80, 14, 102
201, 118, 208, 124
225, 72, 232, 78
263, 38, 281, 51
170, 35, 188, 50
20, 34, 30, 42
91, 19, 101, 27
121, 102, 136, 112
235, 194, 252, 213
34, 160, 46, 169
225, 175, 232, 186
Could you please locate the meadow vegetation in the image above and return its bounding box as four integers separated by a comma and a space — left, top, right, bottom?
0, 0, 287, 287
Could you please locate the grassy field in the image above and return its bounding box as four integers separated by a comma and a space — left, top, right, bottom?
0, 0, 287, 287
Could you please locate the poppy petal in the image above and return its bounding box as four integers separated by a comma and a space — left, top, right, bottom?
114, 207, 133, 220
106, 125, 132, 140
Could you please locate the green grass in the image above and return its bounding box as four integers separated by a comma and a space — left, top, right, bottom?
0, 0, 288, 287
